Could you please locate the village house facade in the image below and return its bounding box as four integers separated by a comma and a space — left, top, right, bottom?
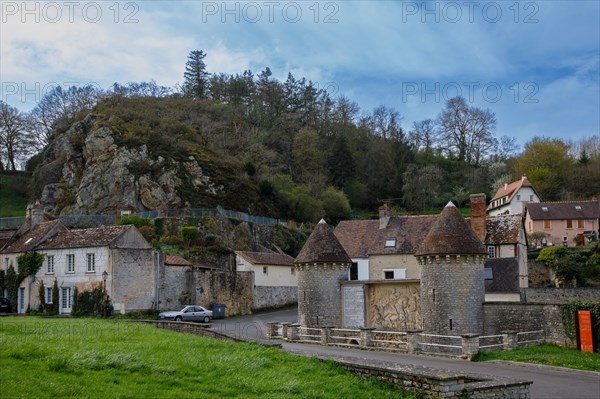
487, 176, 541, 216
524, 200, 600, 247
0, 204, 155, 314
334, 195, 528, 292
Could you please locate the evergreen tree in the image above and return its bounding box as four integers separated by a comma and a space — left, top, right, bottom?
183, 50, 210, 99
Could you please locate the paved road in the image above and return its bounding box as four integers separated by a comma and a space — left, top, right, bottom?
212, 308, 600, 399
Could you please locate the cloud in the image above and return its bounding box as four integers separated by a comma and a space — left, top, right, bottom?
0, 0, 598, 144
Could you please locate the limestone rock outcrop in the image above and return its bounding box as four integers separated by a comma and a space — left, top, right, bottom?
37, 114, 223, 215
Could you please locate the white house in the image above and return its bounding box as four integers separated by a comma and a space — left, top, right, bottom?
1, 219, 154, 314
235, 251, 297, 310
487, 176, 541, 216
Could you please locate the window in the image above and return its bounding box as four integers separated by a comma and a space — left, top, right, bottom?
484, 268, 494, 280
46, 255, 54, 273
383, 269, 406, 280
19, 287, 25, 311
350, 263, 358, 280
575, 205, 582, 211
542, 206, 548, 212
530, 195, 534, 201
67, 254, 75, 273
516, 195, 521, 201
61, 287, 72, 309
262, 266, 268, 275
3, 257, 8, 269
543, 220, 551, 229
487, 246, 495, 258
384, 238, 396, 248
45, 287, 53, 304
86, 253, 95, 272
291, 267, 295, 275
566, 220, 573, 229
578, 220, 585, 229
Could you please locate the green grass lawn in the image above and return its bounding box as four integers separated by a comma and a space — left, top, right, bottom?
473, 344, 600, 372
0, 318, 416, 398
0, 173, 31, 217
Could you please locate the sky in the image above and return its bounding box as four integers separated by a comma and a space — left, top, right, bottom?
1, 0, 599, 148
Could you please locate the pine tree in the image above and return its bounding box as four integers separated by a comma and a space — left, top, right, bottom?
183, 50, 209, 99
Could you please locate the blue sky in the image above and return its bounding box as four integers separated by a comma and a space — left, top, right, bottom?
1, 1, 599, 147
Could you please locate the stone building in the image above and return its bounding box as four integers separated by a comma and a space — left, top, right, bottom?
1, 219, 154, 314
295, 219, 352, 328
416, 202, 487, 335
235, 251, 297, 310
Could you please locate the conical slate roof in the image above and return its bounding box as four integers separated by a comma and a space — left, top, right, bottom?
295, 219, 352, 264
416, 202, 486, 256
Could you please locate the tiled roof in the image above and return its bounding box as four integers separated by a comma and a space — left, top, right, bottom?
296, 220, 352, 264
0, 227, 18, 251
236, 251, 295, 266
2, 220, 65, 254
488, 177, 538, 210
417, 202, 486, 256
485, 215, 522, 245
335, 216, 438, 257
164, 254, 193, 266
485, 258, 519, 292
37, 225, 132, 249
526, 201, 600, 221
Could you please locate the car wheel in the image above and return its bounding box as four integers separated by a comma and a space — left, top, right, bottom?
175, 316, 182, 322
203, 316, 211, 323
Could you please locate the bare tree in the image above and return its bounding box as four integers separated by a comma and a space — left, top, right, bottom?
409, 119, 438, 153
0, 101, 34, 170
438, 96, 497, 166
29, 85, 102, 150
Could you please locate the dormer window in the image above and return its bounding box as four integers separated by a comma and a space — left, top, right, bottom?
384, 238, 396, 248
575, 205, 582, 211
542, 206, 548, 212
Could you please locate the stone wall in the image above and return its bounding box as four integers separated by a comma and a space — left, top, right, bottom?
158, 264, 193, 311
365, 281, 421, 331
483, 303, 572, 347
420, 256, 485, 335
297, 263, 349, 328
336, 360, 531, 399
111, 248, 156, 312
253, 286, 297, 310
521, 288, 600, 304
190, 270, 254, 316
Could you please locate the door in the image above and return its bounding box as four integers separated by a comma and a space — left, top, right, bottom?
61, 287, 72, 314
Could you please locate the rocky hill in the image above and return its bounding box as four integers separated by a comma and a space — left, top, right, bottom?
33, 110, 274, 217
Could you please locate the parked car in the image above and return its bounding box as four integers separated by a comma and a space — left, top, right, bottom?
0, 298, 12, 313
159, 306, 212, 323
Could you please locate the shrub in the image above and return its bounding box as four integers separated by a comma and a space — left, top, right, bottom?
320, 186, 351, 223
160, 235, 183, 246
119, 215, 152, 228
180, 226, 200, 245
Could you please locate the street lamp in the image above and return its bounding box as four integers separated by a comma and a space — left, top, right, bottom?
102, 270, 108, 318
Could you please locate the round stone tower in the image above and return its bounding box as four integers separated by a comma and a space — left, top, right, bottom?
416, 202, 487, 335
295, 219, 352, 328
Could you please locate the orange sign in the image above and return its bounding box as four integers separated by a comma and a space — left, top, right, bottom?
577, 310, 594, 353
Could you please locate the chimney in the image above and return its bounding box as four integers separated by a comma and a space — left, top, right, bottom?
504, 183, 508, 190
522, 176, 527, 181
469, 194, 487, 242
379, 203, 390, 230
26, 199, 45, 229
